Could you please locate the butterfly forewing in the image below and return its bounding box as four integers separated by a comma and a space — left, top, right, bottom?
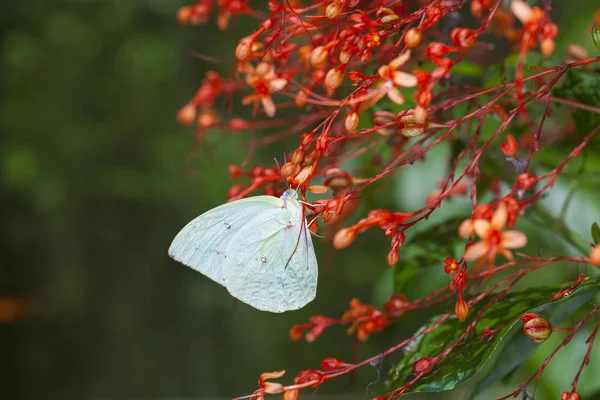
223, 199, 318, 312
168, 197, 280, 285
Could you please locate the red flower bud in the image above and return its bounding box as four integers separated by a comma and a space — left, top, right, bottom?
384, 294, 408, 316
561, 392, 581, 400
387, 247, 399, 266
450, 28, 477, 48
413, 357, 434, 374
455, 298, 469, 321
294, 369, 325, 386
320, 357, 348, 371
522, 314, 552, 343
425, 43, 452, 60
177, 104, 196, 125
516, 172, 536, 190
227, 165, 245, 178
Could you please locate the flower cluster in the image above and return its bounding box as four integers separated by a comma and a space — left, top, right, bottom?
176, 1, 600, 399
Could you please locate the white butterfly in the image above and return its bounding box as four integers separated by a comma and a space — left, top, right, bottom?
168, 189, 318, 312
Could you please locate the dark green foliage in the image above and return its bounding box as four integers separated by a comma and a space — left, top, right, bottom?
386, 279, 600, 395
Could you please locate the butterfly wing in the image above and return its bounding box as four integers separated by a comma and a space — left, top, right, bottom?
223, 199, 318, 312
168, 196, 280, 285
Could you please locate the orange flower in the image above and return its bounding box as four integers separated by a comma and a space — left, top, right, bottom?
361, 51, 417, 110
463, 204, 527, 270
443, 258, 459, 274
242, 62, 288, 117
258, 370, 286, 394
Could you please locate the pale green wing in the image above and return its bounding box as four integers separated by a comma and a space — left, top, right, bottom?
168, 196, 280, 285
223, 200, 318, 313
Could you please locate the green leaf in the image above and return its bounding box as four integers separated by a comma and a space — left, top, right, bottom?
386, 279, 600, 395
592, 23, 600, 50
592, 222, 600, 244
451, 61, 483, 78
553, 69, 600, 134
469, 280, 598, 398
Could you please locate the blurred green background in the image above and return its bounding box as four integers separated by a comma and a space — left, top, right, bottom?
1, 1, 599, 400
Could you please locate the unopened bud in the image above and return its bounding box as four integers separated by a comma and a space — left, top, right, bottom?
177, 6, 193, 24
414, 106, 427, 125
567, 44, 589, 60
295, 90, 309, 107
320, 357, 346, 371
325, 1, 343, 19
281, 162, 300, 180
561, 391, 581, 400
516, 172, 537, 190
177, 104, 196, 125
413, 357, 434, 374
235, 36, 253, 60
380, 14, 400, 23
455, 298, 468, 321
333, 228, 356, 249
450, 28, 477, 49
404, 28, 422, 48
425, 42, 452, 60
339, 50, 352, 64
540, 38, 555, 57
307, 185, 328, 194
590, 244, 600, 266
325, 67, 344, 90
387, 247, 399, 266
384, 294, 408, 316
197, 110, 217, 128
293, 166, 312, 186
521, 313, 552, 343
283, 390, 299, 400
398, 113, 425, 137
310, 46, 328, 66
291, 148, 304, 164
470, 0, 483, 19
345, 111, 359, 132
305, 324, 324, 342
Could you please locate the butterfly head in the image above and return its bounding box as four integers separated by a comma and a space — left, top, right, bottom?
281, 188, 298, 201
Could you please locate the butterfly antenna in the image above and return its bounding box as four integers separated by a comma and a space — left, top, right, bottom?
274, 156, 291, 189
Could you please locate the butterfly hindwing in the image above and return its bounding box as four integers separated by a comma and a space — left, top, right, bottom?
223, 199, 318, 312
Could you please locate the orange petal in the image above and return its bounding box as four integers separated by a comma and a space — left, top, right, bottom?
255, 62, 272, 76
473, 219, 491, 239
491, 204, 507, 230
464, 241, 490, 261
392, 71, 418, 88
270, 78, 288, 92
387, 87, 405, 104
261, 96, 276, 118
458, 219, 474, 238
377, 65, 391, 79
501, 230, 527, 249
260, 370, 286, 381
263, 382, 284, 394
389, 50, 412, 69
241, 93, 260, 105
510, 0, 532, 24
498, 248, 514, 261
